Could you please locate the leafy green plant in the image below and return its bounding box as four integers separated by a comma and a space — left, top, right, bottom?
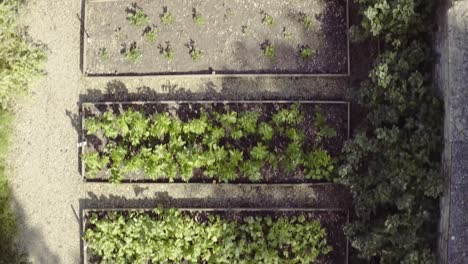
304, 149, 334, 180
339, 0, 444, 262
261, 41, 275, 59
82, 152, 109, 179
314, 106, 336, 140
113, 27, 126, 41
160, 6, 175, 25
98, 47, 109, 60
123, 42, 142, 64
282, 27, 294, 41
126, 3, 150, 27
299, 45, 316, 60
84, 208, 332, 263
192, 8, 205, 26
159, 42, 174, 61
241, 25, 253, 38
224, 7, 235, 20
300, 12, 316, 31
0, 0, 46, 109
143, 25, 158, 43
261, 11, 274, 26
83, 104, 338, 183
186, 39, 203, 62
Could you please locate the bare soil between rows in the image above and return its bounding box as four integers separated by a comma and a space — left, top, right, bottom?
82, 101, 349, 183
83, 0, 348, 75
83, 209, 348, 264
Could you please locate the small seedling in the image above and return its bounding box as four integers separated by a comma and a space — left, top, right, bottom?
261, 41, 275, 59
159, 42, 174, 61
261, 11, 274, 26
126, 3, 150, 27
241, 25, 253, 38
186, 39, 203, 62
299, 45, 316, 60
192, 8, 205, 26
300, 12, 316, 31
143, 25, 158, 43
123, 42, 142, 64
224, 8, 235, 21
98, 47, 109, 60
282, 27, 294, 41
114, 27, 126, 41
161, 6, 175, 25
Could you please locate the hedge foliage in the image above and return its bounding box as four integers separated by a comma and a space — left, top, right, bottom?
84, 208, 332, 263
340, 0, 443, 263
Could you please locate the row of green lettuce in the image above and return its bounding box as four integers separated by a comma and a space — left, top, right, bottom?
338, 0, 443, 263
0, 0, 46, 263
84, 208, 333, 263
83, 105, 337, 183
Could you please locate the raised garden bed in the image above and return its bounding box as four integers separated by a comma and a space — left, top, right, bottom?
80, 101, 350, 183
82, 208, 349, 264
82, 0, 349, 76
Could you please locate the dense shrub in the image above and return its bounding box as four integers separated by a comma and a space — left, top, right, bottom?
340, 0, 443, 263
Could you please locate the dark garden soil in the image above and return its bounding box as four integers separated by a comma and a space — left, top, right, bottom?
83, 209, 348, 264
81, 101, 349, 183
83, 0, 348, 75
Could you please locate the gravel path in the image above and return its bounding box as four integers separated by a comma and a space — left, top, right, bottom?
8, 0, 349, 263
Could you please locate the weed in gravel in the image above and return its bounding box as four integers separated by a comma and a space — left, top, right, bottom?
192, 8, 205, 26
126, 3, 150, 28
299, 45, 316, 60
186, 39, 203, 62
159, 42, 174, 61
122, 42, 142, 64
143, 25, 158, 43
160, 6, 175, 25
261, 41, 275, 59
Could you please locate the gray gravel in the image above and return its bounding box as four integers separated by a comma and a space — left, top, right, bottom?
8, 0, 349, 263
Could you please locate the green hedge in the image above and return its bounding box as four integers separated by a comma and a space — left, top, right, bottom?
340, 0, 443, 263
84, 208, 332, 263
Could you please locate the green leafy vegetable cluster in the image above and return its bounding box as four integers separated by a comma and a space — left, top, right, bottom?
126, 3, 150, 28
83, 104, 337, 183
262, 42, 276, 59
84, 208, 332, 263
340, 0, 443, 262
160, 7, 175, 25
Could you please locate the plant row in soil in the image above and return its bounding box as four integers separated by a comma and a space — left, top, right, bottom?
81, 101, 349, 183
84, 0, 348, 75
82, 208, 348, 264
